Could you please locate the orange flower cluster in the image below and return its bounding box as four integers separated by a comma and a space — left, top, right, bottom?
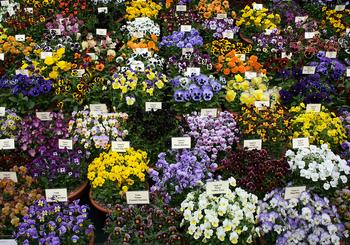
197, 0, 230, 19
126, 34, 159, 53
0, 36, 35, 56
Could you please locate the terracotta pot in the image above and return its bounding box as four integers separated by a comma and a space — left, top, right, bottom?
68, 181, 88, 202
89, 189, 113, 214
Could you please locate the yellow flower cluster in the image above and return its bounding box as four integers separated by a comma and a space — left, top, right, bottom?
322, 7, 349, 34
206, 39, 253, 57
88, 148, 149, 195
125, 0, 162, 20
290, 104, 347, 149
236, 3, 281, 31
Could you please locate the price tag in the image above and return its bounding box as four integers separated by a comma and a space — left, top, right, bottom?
41, 52, 53, 59
306, 104, 321, 112
304, 32, 316, 39
0, 53, 4, 61
284, 186, 306, 200
186, 67, 200, 76
130, 61, 145, 72
216, 13, 227, 19
243, 139, 262, 150
245, 71, 257, 80
15, 69, 29, 76
176, 5, 187, 11
24, 8, 33, 13
0, 107, 5, 116
0, 240, 17, 245
235, 53, 246, 61
74, 69, 85, 77
206, 181, 229, 195
145, 102, 162, 112
302, 66, 316, 75
335, 5, 345, 11
96, 29, 107, 36
111, 141, 130, 152
0, 172, 17, 182
180, 25, 192, 32
135, 48, 148, 54
45, 188, 68, 202
131, 32, 144, 38
171, 137, 191, 149
200, 108, 218, 117
36, 112, 52, 121
135, 17, 148, 23
87, 53, 98, 60
89, 104, 108, 113
182, 48, 194, 55
347, 68, 350, 77
253, 3, 263, 10
265, 29, 273, 35
98, 7, 108, 13
0, 139, 15, 150
325, 51, 337, 58
222, 30, 234, 39
126, 191, 150, 204
50, 29, 61, 35
281, 52, 292, 59
292, 137, 309, 149
255, 100, 270, 110
0, 1, 9, 6
15, 35, 25, 42
58, 139, 73, 150
295, 16, 308, 23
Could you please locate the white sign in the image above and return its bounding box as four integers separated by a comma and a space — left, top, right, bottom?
87, 53, 98, 60
36, 112, 52, 121
130, 61, 145, 72
292, 137, 309, 149
145, 102, 162, 112
0, 1, 10, 6
325, 51, 337, 58
284, 186, 306, 200
281, 52, 292, 59
131, 31, 144, 38
0, 53, 4, 61
176, 5, 187, 11
306, 104, 321, 112
0, 172, 17, 182
74, 69, 85, 77
135, 48, 148, 54
41, 52, 53, 59
243, 139, 262, 150
126, 191, 150, 204
15, 35, 25, 42
347, 68, 350, 77
15, 69, 29, 76
89, 104, 108, 113
180, 25, 192, 32
24, 8, 33, 13
111, 141, 130, 152
216, 13, 227, 19
335, 5, 346, 11
304, 32, 316, 39
206, 181, 229, 195
58, 139, 73, 150
265, 29, 273, 35
222, 30, 234, 39
295, 16, 308, 23
45, 188, 68, 202
96, 29, 107, 36
98, 7, 108, 13
245, 71, 257, 80
171, 137, 191, 149
302, 66, 316, 75
236, 53, 246, 61
51, 29, 61, 35
0, 107, 5, 116
253, 3, 263, 10
200, 108, 218, 117
254, 100, 270, 109
0, 240, 17, 245
182, 48, 194, 55
135, 17, 148, 23
0, 139, 15, 150
186, 67, 200, 76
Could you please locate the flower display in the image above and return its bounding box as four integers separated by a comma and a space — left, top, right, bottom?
332, 189, 350, 234
0, 109, 21, 139
180, 177, 259, 244
123, 17, 160, 38
259, 188, 345, 245
160, 28, 203, 49
125, 0, 162, 20
88, 148, 149, 207
15, 199, 94, 245
202, 19, 240, 40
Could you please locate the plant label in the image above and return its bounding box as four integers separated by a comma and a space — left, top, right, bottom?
96, 29, 107, 36
281, 52, 292, 59
200, 108, 218, 117
24, 8, 33, 13
306, 104, 321, 112
206, 181, 229, 195
98, 7, 108, 13
176, 5, 187, 11
245, 71, 257, 80
74, 69, 85, 77
304, 32, 316, 39
0, 53, 4, 61
335, 5, 345, 11
302, 66, 316, 75
89, 104, 108, 113
253, 3, 263, 10
87, 53, 98, 60
236, 53, 246, 61
36, 112, 53, 121
254, 100, 270, 110
15, 35, 25, 42
0, 240, 17, 245
325, 51, 337, 58
171, 137, 191, 149
181, 25, 192, 32
0, 172, 17, 182
51, 29, 61, 35
111, 141, 130, 152
58, 139, 73, 150
182, 48, 193, 55
0, 139, 15, 150
40, 52, 53, 59
216, 13, 227, 19
347, 68, 350, 77
45, 188, 68, 202
126, 191, 150, 204
292, 137, 309, 149
0, 107, 5, 116
15, 69, 29, 76
145, 102, 162, 112
186, 67, 200, 76
244, 139, 262, 150
295, 16, 308, 23
284, 186, 306, 199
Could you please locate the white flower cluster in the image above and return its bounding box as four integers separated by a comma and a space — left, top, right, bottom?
180, 177, 260, 244
123, 17, 160, 37
0, 2, 19, 22
286, 144, 350, 191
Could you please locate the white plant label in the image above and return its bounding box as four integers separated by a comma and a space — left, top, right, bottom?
325, 51, 337, 58
201, 108, 218, 117
145, 102, 162, 112
0, 53, 4, 61
51, 29, 61, 35
87, 53, 98, 60
302, 66, 316, 75
186, 67, 200, 77
281, 52, 292, 59
135, 48, 148, 54
15, 69, 29, 76
0, 107, 5, 116
306, 104, 321, 112
236, 53, 246, 61
0, 139, 15, 150
244, 139, 262, 150
126, 191, 150, 204
58, 139, 73, 150
171, 137, 191, 149
335, 5, 345, 11
0, 240, 17, 245
222, 30, 234, 39
36, 112, 53, 121
111, 141, 130, 152
292, 137, 309, 149
96, 29, 107, 36
265, 29, 273, 35
245, 71, 257, 80
15, 35, 25, 42
0, 172, 17, 182
284, 186, 306, 200
206, 181, 229, 195
255, 100, 270, 110
135, 17, 148, 23
347, 68, 350, 77
216, 13, 227, 19
295, 16, 308, 23
0, 1, 9, 6
304, 32, 316, 39
176, 5, 187, 11
180, 25, 192, 32
74, 69, 85, 77
253, 3, 263, 10
90, 104, 108, 113
182, 48, 194, 55
45, 189, 68, 202
98, 7, 108, 13
24, 8, 33, 13
130, 61, 145, 72
41, 52, 53, 59
131, 32, 144, 38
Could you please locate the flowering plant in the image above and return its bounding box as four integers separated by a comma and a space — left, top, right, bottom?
321, 7, 350, 36
68, 110, 128, 158
27, 147, 88, 192
197, 0, 231, 19
88, 148, 149, 207
0, 109, 21, 139
259, 188, 345, 245
125, 34, 160, 54
159, 28, 203, 50
15, 199, 94, 245
206, 39, 252, 57
202, 19, 240, 40
180, 177, 259, 244
149, 149, 216, 205
184, 111, 239, 161
125, 0, 162, 21
104, 198, 183, 244
286, 144, 350, 194
332, 189, 350, 234
45, 14, 83, 38
18, 112, 70, 158
122, 17, 160, 38
221, 149, 290, 198
0, 166, 42, 235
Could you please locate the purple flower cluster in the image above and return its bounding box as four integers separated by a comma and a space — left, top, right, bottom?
149, 149, 216, 203
340, 110, 350, 162
312, 52, 346, 80
171, 74, 222, 102
27, 147, 88, 191
259, 188, 345, 245
46, 14, 83, 37
15, 199, 94, 245
160, 29, 203, 49
185, 111, 239, 161
252, 30, 287, 53
203, 18, 239, 39
167, 50, 213, 74
18, 112, 70, 157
